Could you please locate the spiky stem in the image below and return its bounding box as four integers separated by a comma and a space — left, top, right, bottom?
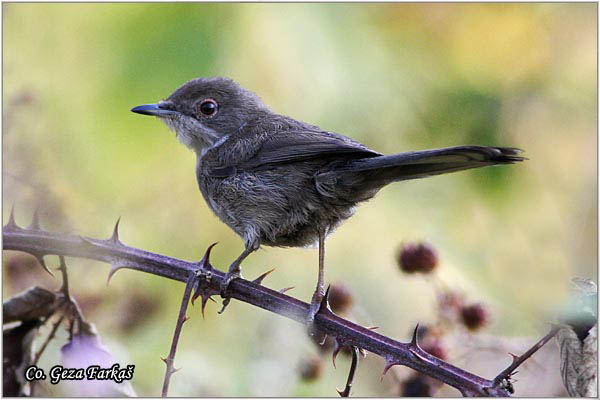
337, 346, 359, 397
33, 314, 65, 365
161, 272, 196, 397
3, 223, 511, 397
492, 326, 560, 387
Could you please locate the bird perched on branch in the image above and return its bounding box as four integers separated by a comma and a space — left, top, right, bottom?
132, 77, 525, 328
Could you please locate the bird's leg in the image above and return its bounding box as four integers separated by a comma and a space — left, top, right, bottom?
307, 231, 327, 333
221, 247, 252, 290
218, 244, 256, 314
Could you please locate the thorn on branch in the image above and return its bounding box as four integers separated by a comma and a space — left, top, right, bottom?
328, 283, 354, 316
279, 286, 294, 294
191, 243, 219, 318
108, 217, 122, 244
203, 295, 217, 319
382, 356, 398, 378
196, 242, 218, 269
193, 293, 215, 320
337, 346, 360, 397
57, 256, 71, 301
319, 285, 333, 315
107, 262, 127, 285
333, 338, 342, 368
4, 204, 20, 231
32, 252, 53, 277
410, 323, 422, 350
331, 338, 356, 369
252, 268, 275, 285
492, 325, 560, 388
27, 208, 41, 230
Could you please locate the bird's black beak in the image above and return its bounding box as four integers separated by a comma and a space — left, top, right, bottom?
131, 103, 178, 117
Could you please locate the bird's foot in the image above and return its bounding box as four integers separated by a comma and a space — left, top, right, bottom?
218, 268, 242, 314
307, 286, 328, 343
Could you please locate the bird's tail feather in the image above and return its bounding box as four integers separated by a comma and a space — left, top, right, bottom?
318, 146, 526, 202
346, 146, 524, 182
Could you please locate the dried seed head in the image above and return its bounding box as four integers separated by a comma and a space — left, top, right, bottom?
439, 290, 465, 311
460, 303, 490, 331
298, 356, 323, 382
437, 290, 466, 325
397, 242, 438, 274
400, 374, 434, 397
328, 283, 353, 315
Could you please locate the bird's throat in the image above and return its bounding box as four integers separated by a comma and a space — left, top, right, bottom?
161, 115, 219, 153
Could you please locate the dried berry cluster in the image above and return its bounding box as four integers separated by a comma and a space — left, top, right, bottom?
394, 241, 491, 396
296, 241, 493, 396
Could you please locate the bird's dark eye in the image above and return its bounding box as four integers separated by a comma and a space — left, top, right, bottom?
197, 99, 218, 117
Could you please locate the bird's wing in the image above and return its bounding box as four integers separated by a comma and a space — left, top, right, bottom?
239, 130, 381, 170
206, 130, 381, 177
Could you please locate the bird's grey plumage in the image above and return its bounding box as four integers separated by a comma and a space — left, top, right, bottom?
195, 113, 381, 248
133, 77, 524, 252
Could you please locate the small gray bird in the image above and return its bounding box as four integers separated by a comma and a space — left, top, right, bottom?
131, 77, 524, 326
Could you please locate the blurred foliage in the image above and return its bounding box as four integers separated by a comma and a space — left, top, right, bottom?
3, 3, 597, 396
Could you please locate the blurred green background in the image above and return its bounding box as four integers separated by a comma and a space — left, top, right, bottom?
3, 3, 597, 396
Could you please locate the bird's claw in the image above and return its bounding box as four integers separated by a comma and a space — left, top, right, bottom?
220, 269, 242, 296
218, 270, 242, 314
307, 286, 329, 342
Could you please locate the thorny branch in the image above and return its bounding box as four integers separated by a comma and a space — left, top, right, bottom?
32, 256, 73, 366
29, 256, 74, 396
2, 214, 519, 397
337, 346, 360, 397
32, 314, 65, 365
57, 255, 71, 301
161, 272, 196, 397
492, 326, 560, 390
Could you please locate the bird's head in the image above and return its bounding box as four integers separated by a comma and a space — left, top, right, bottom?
131, 77, 269, 152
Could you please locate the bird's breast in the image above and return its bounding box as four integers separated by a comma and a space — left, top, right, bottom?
195, 162, 358, 248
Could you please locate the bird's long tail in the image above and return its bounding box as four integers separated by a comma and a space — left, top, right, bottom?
318, 146, 526, 202
348, 145, 524, 181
